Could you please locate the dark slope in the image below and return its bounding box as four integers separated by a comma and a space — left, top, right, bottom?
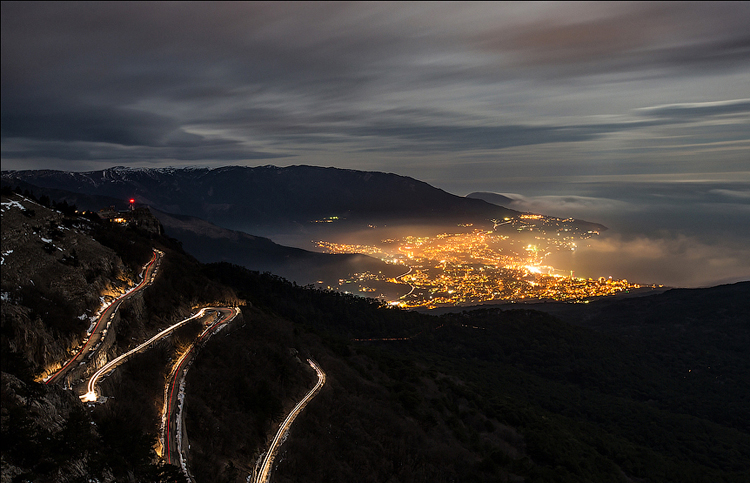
151, 208, 405, 294
3, 165, 518, 230
1, 192, 235, 481
536, 281, 750, 333
459, 282, 750, 431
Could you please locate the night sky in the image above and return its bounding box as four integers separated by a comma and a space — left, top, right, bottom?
2, 2, 749, 287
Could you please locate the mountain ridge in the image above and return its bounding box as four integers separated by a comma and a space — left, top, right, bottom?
3, 165, 519, 230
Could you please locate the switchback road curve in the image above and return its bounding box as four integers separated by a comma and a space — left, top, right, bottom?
45, 249, 162, 386
162, 307, 241, 477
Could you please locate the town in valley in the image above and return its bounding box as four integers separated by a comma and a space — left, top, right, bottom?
315, 214, 646, 308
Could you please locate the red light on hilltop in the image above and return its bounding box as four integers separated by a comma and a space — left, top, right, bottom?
129, 198, 135, 204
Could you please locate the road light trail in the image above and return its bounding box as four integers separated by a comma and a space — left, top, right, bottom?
45, 249, 162, 385
80, 307, 212, 402
162, 307, 240, 477
256, 359, 326, 483
390, 266, 415, 303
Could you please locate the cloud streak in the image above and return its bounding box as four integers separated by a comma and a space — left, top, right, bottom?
636, 98, 750, 121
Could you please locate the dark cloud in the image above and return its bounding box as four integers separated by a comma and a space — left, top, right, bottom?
0, 95, 289, 163
1, 2, 390, 102
348, 115, 682, 153
1, 142, 290, 163
708, 189, 750, 201
1, 99, 180, 146
1, 135, 290, 163
354, 123, 599, 152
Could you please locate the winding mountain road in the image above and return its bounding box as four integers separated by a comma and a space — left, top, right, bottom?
255, 359, 326, 483
47, 245, 323, 481
45, 249, 162, 386
162, 307, 241, 476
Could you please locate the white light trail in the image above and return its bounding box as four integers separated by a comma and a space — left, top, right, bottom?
81, 307, 210, 402
255, 359, 326, 483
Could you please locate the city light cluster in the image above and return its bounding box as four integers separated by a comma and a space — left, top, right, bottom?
318, 216, 641, 308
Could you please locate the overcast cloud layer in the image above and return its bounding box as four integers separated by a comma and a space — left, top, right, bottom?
2, 2, 749, 286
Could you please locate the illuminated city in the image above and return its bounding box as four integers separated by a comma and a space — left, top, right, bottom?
316, 214, 642, 308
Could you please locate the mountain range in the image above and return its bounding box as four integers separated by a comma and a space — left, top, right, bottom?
3, 165, 601, 292
2, 165, 520, 233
